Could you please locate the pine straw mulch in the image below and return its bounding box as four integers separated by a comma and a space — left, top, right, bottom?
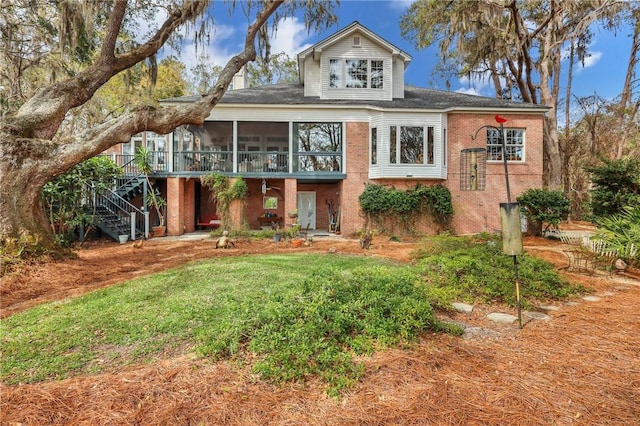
1, 233, 639, 425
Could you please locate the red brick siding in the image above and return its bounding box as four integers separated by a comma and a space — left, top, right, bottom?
184, 179, 195, 233
446, 113, 544, 234
166, 178, 184, 236
340, 114, 544, 236
341, 122, 370, 235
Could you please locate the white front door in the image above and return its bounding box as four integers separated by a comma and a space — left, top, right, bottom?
297, 191, 316, 229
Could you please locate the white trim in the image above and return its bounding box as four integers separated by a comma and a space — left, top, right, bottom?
162, 100, 548, 116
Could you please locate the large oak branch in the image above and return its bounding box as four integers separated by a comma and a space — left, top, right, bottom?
8, 0, 208, 140
55, 0, 285, 168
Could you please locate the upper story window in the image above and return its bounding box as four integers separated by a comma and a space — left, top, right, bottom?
329, 59, 384, 89
389, 125, 435, 165
487, 128, 525, 162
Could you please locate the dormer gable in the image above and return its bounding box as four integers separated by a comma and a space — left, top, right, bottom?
297, 22, 412, 100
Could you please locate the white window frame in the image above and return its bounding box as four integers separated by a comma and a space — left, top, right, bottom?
487, 128, 525, 162
389, 125, 435, 165
329, 58, 384, 90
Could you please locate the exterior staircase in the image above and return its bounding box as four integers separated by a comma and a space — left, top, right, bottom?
116, 175, 147, 202
87, 170, 150, 242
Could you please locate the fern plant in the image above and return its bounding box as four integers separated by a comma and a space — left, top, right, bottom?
594, 206, 640, 266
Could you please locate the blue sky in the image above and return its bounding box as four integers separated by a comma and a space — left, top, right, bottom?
162, 0, 636, 103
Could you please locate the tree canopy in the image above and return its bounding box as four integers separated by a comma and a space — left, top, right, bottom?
400, 0, 639, 189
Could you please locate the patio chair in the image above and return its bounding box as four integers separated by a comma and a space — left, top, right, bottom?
298, 223, 310, 239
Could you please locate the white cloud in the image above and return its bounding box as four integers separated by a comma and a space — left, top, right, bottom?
456, 75, 493, 96
580, 50, 602, 69
269, 17, 313, 57
455, 86, 482, 96
387, 0, 415, 11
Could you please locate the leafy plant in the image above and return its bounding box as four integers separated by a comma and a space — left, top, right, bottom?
593, 205, 640, 266
359, 183, 453, 233
41, 156, 122, 245
134, 146, 166, 227
201, 173, 248, 229
413, 234, 586, 308
587, 157, 640, 218
517, 188, 570, 236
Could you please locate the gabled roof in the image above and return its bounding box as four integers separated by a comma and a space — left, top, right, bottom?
297, 21, 412, 84
163, 83, 549, 113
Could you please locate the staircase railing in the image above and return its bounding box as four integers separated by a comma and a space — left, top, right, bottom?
87, 184, 149, 241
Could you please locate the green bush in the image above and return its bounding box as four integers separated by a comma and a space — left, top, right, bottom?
587, 157, 640, 218
517, 188, 570, 235
41, 156, 122, 245
359, 183, 453, 231
413, 235, 586, 308
198, 264, 457, 396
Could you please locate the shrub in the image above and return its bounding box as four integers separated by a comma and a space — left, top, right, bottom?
41, 156, 122, 245
198, 264, 458, 396
587, 157, 640, 218
517, 188, 570, 236
201, 173, 248, 229
413, 235, 586, 308
359, 183, 453, 232
593, 205, 640, 266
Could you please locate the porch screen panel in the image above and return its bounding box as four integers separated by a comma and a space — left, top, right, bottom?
293, 123, 342, 172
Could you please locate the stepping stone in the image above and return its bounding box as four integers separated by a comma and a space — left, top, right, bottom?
539, 305, 560, 311
582, 295, 602, 302
487, 312, 518, 323
463, 326, 502, 340
451, 302, 474, 313
523, 311, 551, 321
599, 291, 615, 297
614, 286, 630, 291
565, 301, 580, 306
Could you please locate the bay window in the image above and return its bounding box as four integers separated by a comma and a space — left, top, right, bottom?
389, 125, 435, 165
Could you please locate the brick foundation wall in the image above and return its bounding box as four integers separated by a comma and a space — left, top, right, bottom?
184, 179, 195, 233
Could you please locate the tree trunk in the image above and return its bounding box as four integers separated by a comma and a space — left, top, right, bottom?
542, 115, 563, 189
0, 139, 58, 250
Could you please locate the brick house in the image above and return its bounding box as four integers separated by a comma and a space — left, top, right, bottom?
102, 22, 547, 239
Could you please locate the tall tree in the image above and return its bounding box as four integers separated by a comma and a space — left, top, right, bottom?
611, 4, 640, 160
187, 53, 223, 95
0, 0, 337, 250
400, 0, 625, 189
246, 51, 299, 86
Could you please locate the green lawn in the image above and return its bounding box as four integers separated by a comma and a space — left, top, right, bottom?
1, 236, 585, 396
1, 253, 457, 395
